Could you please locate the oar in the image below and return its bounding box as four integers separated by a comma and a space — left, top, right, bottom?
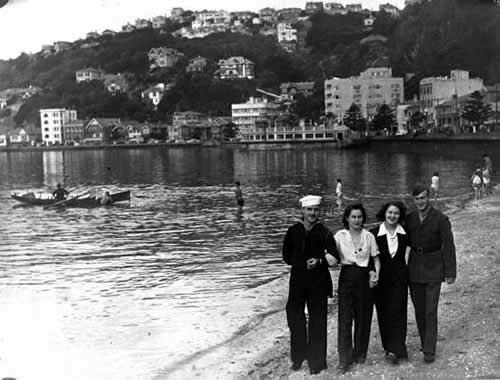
44, 191, 90, 209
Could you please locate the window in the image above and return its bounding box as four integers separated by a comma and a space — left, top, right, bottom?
44, 128, 49, 132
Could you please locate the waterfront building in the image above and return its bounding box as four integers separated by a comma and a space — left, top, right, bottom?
280, 82, 315, 98
379, 3, 401, 16
324, 67, 404, 119
217, 57, 255, 80
169, 112, 228, 142
324, 2, 347, 15
75, 67, 104, 83
83, 118, 122, 144
148, 47, 184, 70
186, 56, 208, 73
305, 2, 324, 14
420, 70, 484, 116
39, 108, 77, 145
231, 97, 281, 141
152, 16, 167, 29
8, 128, 30, 145
62, 119, 85, 144
396, 102, 419, 134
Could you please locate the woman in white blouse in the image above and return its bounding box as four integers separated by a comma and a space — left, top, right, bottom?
333, 203, 380, 373
369, 201, 410, 365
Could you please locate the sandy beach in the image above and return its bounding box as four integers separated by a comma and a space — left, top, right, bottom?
166, 187, 500, 380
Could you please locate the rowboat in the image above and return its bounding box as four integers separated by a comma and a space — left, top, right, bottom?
11, 190, 131, 207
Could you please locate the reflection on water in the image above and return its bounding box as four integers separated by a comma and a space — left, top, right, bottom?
0, 144, 497, 380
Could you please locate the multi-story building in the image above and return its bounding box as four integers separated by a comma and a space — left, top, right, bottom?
148, 47, 184, 70
217, 56, 255, 80
277, 23, 297, 43
324, 2, 347, 15
379, 3, 401, 16
39, 108, 77, 145
231, 97, 281, 141
305, 2, 324, 14
75, 68, 104, 83
192, 10, 230, 30
152, 16, 167, 29
62, 119, 85, 143
420, 70, 484, 113
324, 67, 404, 119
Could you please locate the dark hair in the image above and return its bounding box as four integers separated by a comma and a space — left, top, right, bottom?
376, 201, 406, 223
337, 178, 342, 182
412, 184, 429, 197
433, 171, 439, 176
342, 203, 367, 228
235, 181, 241, 186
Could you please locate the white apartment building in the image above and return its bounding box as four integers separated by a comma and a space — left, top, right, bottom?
277, 23, 297, 42
324, 67, 404, 119
232, 97, 281, 141
40, 108, 77, 145
420, 70, 484, 112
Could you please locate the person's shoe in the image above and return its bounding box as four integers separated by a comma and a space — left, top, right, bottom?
309, 368, 322, 375
290, 362, 302, 371
423, 353, 435, 363
385, 352, 399, 365
337, 363, 350, 374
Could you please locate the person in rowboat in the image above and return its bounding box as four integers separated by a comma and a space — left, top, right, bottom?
52, 183, 69, 201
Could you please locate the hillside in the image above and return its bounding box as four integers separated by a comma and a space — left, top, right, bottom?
0, 0, 498, 129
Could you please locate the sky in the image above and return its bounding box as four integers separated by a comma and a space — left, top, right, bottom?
0, 0, 405, 60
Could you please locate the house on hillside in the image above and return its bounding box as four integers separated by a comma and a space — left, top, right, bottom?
53, 41, 72, 53
259, 7, 277, 22
152, 16, 167, 29
40, 44, 54, 57
216, 57, 255, 80
0, 134, 7, 147
104, 73, 129, 94
324, 2, 347, 15
186, 56, 208, 73
0, 96, 7, 109
148, 47, 184, 70
280, 82, 315, 98
346, 3, 363, 12
305, 2, 324, 14
122, 23, 136, 33
277, 8, 302, 22
141, 83, 165, 108
364, 15, 376, 27
80, 41, 100, 49
75, 68, 104, 83
83, 118, 122, 144
86, 31, 100, 39
379, 3, 401, 16
102, 29, 117, 37
135, 19, 152, 29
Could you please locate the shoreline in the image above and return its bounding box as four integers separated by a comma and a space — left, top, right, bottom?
164, 186, 500, 379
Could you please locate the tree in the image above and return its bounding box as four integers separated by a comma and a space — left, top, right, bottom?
409, 110, 425, 129
370, 104, 396, 133
461, 90, 492, 127
343, 103, 366, 132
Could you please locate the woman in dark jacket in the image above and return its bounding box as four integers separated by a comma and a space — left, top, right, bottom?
370, 201, 410, 365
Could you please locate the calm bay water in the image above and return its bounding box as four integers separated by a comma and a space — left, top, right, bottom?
0, 144, 497, 380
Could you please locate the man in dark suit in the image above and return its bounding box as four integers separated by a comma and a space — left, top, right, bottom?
282, 195, 339, 375
406, 184, 456, 363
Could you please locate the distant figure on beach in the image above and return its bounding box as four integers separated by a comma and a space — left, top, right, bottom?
471, 169, 483, 201
336, 179, 343, 207
282, 195, 339, 375
482, 167, 491, 196
370, 201, 410, 365
482, 154, 493, 175
234, 181, 244, 212
430, 172, 440, 202
52, 183, 69, 200
406, 184, 456, 364
334, 203, 380, 373
99, 191, 112, 205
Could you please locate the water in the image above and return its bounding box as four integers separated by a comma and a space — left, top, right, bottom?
0, 144, 497, 380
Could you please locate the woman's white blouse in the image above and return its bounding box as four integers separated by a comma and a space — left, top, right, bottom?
334, 228, 378, 267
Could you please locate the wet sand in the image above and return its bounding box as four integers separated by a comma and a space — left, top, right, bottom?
165, 187, 500, 379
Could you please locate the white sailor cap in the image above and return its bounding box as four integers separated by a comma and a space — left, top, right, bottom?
299, 195, 322, 208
